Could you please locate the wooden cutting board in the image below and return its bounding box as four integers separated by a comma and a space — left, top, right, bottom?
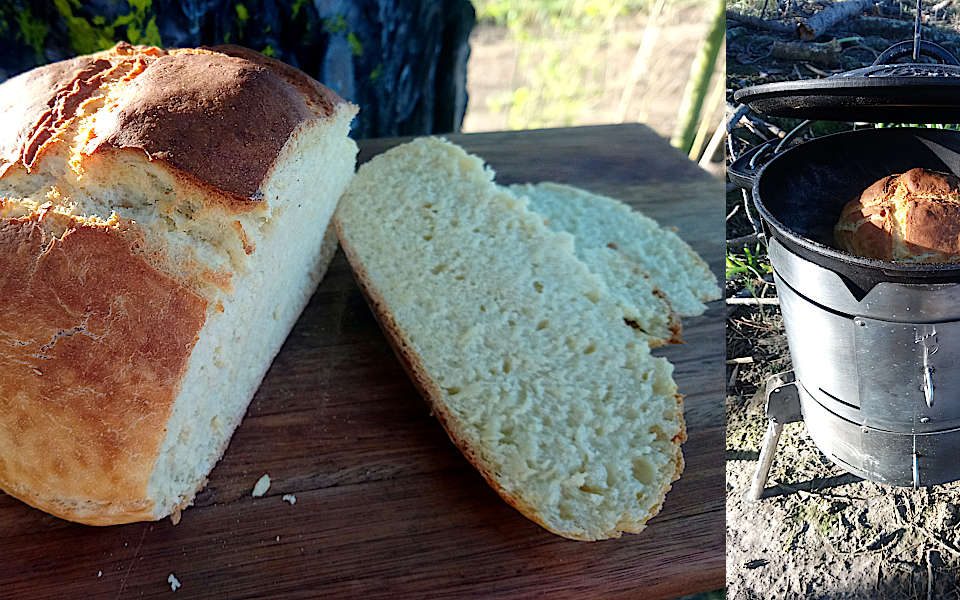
0, 125, 724, 599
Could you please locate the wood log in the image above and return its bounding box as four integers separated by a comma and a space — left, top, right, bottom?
726, 10, 794, 34
771, 39, 843, 66
797, 0, 875, 40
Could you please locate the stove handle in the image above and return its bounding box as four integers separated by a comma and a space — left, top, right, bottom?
922, 341, 936, 409
873, 40, 960, 67
923, 366, 935, 408
728, 120, 813, 192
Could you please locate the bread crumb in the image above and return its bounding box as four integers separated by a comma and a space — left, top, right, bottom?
282, 494, 297, 505
252, 474, 271, 497
168, 573, 181, 592
97, 570, 102, 578
275, 535, 281, 542
169, 508, 182, 526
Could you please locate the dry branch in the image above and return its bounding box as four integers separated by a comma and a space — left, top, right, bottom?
797, 0, 875, 40
772, 39, 843, 66
727, 297, 781, 306
726, 11, 794, 34
728, 233, 762, 250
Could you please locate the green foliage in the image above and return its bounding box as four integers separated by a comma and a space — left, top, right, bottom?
475, 0, 713, 133
292, 0, 309, 19
726, 244, 772, 282
262, 44, 276, 57
235, 3, 249, 25
324, 14, 347, 34
479, 1, 644, 129
474, 0, 668, 32
347, 32, 363, 56
54, 0, 162, 54
486, 44, 594, 130
54, 0, 115, 54
15, 7, 48, 60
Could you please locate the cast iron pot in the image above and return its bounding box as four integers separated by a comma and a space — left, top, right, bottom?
732, 127, 960, 487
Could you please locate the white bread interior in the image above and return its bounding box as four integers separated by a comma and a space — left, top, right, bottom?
147, 118, 355, 516
335, 138, 685, 540
512, 182, 720, 317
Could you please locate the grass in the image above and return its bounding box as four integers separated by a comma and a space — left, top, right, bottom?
474, 0, 672, 31
726, 244, 771, 281
475, 0, 653, 130
469, 0, 723, 145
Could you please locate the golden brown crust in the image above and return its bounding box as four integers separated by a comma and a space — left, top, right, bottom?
835, 168, 960, 262
0, 212, 206, 525
653, 288, 684, 345
335, 219, 684, 541
0, 55, 96, 176
0, 43, 347, 205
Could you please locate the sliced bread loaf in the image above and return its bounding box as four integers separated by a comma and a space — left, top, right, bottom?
0, 43, 357, 525
512, 182, 720, 318
335, 138, 685, 540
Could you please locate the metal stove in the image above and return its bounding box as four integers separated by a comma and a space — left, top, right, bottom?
732, 8, 960, 497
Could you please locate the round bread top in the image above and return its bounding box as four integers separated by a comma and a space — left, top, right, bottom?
0, 42, 346, 203
835, 167, 960, 263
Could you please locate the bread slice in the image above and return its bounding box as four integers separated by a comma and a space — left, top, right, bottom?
512, 182, 720, 318
577, 245, 679, 345
0, 43, 357, 525
335, 138, 685, 541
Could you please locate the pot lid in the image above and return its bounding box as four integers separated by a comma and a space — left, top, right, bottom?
734, 39, 960, 122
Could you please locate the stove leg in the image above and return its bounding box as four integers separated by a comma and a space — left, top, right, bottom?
750, 420, 784, 501
749, 372, 801, 501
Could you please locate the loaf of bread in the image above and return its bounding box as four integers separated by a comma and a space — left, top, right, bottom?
335, 138, 685, 540
0, 43, 357, 524
835, 167, 960, 262
513, 183, 720, 320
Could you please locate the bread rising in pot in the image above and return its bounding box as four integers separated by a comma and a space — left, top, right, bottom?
835, 167, 960, 263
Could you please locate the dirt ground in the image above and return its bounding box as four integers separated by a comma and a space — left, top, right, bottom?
726, 2, 960, 598
464, 5, 721, 140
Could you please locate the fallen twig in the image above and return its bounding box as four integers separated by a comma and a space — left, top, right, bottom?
727, 356, 756, 364
772, 39, 843, 66
797, 0, 875, 40
917, 526, 960, 560
727, 297, 780, 306
728, 364, 740, 388
804, 62, 833, 76
728, 232, 762, 249
726, 11, 794, 34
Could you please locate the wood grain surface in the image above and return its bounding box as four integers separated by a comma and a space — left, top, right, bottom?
0, 125, 724, 599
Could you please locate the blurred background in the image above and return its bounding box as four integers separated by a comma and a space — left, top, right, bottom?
0, 0, 723, 165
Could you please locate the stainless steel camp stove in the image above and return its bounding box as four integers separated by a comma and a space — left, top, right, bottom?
731, 8, 960, 496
